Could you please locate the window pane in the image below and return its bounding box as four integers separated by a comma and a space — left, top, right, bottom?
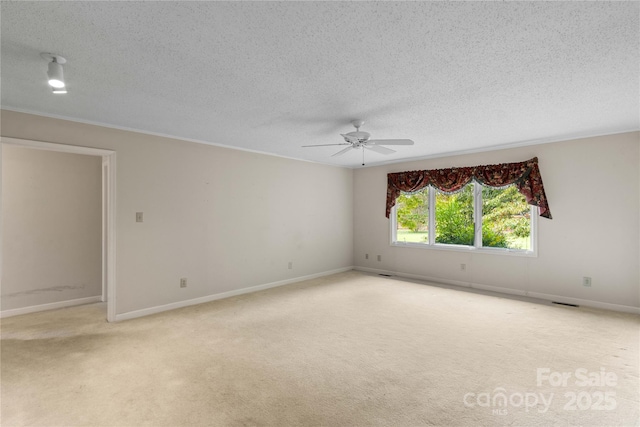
395, 188, 429, 243
435, 184, 474, 246
482, 185, 531, 250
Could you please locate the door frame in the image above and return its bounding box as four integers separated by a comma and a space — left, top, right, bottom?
0, 137, 117, 322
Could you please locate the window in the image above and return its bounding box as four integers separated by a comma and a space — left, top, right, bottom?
395, 188, 429, 243
392, 182, 536, 255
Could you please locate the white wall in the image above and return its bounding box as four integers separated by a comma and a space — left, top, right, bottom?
1, 145, 102, 310
354, 132, 640, 311
2, 109, 636, 316
1, 110, 354, 316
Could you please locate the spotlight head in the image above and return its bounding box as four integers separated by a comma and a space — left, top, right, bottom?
41, 53, 67, 90
47, 61, 65, 88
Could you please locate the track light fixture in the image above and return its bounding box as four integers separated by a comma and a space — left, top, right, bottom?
40, 53, 67, 93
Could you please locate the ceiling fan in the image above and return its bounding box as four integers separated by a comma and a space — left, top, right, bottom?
302, 120, 414, 165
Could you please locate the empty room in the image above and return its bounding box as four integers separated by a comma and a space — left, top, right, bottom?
1, 2, 638, 426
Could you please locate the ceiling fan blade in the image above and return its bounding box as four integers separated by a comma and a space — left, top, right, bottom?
365, 145, 396, 155
368, 139, 414, 146
302, 143, 350, 147
331, 146, 355, 157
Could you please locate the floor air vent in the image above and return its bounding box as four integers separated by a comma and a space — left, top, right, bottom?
552, 301, 579, 307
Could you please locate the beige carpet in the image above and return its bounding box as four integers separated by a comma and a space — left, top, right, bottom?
1, 271, 638, 426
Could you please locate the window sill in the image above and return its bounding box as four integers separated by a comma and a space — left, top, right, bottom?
390, 241, 537, 257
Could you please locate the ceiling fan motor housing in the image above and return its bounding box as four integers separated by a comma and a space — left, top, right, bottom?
344, 131, 371, 144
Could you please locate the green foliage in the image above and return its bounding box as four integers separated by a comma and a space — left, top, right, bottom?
482, 185, 531, 242
396, 183, 531, 249
396, 189, 428, 233
434, 185, 475, 246
481, 223, 508, 248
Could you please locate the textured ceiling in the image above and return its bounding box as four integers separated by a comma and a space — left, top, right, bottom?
1, 1, 638, 168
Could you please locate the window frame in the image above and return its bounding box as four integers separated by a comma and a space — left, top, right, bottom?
390, 182, 538, 257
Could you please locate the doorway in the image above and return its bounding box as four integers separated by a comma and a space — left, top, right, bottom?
0, 137, 116, 321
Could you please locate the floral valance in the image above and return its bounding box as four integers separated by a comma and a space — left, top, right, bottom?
386, 157, 552, 219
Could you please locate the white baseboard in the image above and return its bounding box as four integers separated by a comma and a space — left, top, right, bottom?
0, 295, 103, 318
525, 291, 640, 314
115, 266, 354, 322
354, 266, 640, 315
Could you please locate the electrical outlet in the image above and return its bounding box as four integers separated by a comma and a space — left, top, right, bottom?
365, 254, 369, 260
288, 262, 293, 270
377, 255, 382, 262
180, 278, 187, 288
136, 212, 144, 222
460, 263, 466, 271
583, 277, 592, 287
